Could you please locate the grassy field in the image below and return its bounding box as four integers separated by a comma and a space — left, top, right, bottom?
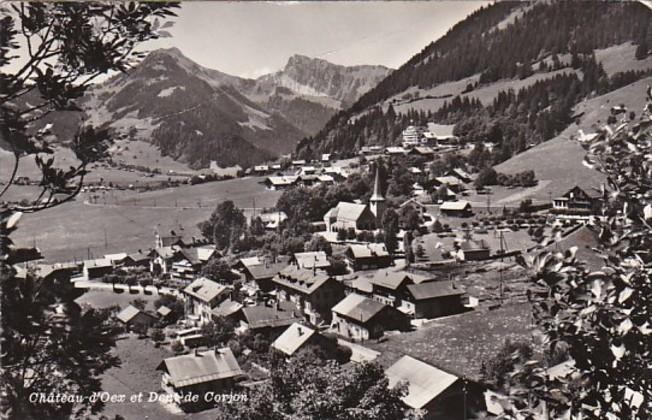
75, 289, 160, 311
368, 302, 535, 381
11, 176, 280, 262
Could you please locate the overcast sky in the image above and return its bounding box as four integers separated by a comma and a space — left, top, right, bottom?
140, 1, 490, 78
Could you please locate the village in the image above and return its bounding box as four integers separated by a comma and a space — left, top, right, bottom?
10, 119, 610, 419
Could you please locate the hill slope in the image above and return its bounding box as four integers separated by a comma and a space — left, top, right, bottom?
297, 1, 652, 161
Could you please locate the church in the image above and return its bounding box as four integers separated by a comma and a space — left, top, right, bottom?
323, 167, 386, 233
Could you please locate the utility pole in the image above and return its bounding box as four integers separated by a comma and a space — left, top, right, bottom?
104, 228, 108, 249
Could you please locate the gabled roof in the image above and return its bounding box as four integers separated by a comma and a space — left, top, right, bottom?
240, 302, 302, 330
273, 266, 334, 295
271, 323, 317, 356
266, 176, 299, 186
406, 281, 465, 301
152, 246, 180, 260
245, 262, 289, 281
434, 176, 462, 186
211, 299, 243, 318
238, 256, 261, 268
347, 243, 389, 259
104, 253, 128, 263
125, 252, 150, 263
116, 305, 153, 324
385, 355, 458, 409
183, 277, 228, 304
157, 305, 172, 317
367, 269, 433, 290
326, 202, 370, 223
331, 293, 386, 324
450, 168, 472, 181
159, 235, 184, 247
293, 251, 331, 269
157, 348, 243, 388
440, 201, 471, 211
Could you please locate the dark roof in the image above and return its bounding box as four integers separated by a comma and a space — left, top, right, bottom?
406, 282, 465, 300
245, 262, 289, 280
160, 235, 184, 247
273, 266, 334, 295
367, 269, 433, 290
8, 247, 43, 264
240, 302, 302, 330
126, 252, 150, 263
331, 293, 386, 324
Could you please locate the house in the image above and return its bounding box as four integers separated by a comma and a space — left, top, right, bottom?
150, 246, 183, 275
122, 252, 151, 268
408, 146, 436, 158
271, 322, 325, 357
403, 281, 465, 318
83, 258, 113, 280
7, 246, 43, 264
551, 185, 602, 222
116, 305, 157, 331
171, 245, 217, 283
272, 265, 345, 325
400, 198, 430, 218
253, 165, 270, 175
385, 146, 408, 156
292, 251, 331, 271
447, 168, 472, 183
427, 123, 459, 145
385, 355, 464, 420
433, 176, 464, 193
182, 277, 231, 325
157, 348, 243, 410
210, 299, 243, 319
321, 153, 332, 162
363, 269, 434, 307
402, 125, 428, 147
264, 176, 299, 190
457, 239, 490, 261
345, 243, 393, 271
439, 201, 472, 217
256, 211, 288, 230
157, 305, 177, 323
103, 253, 128, 265
155, 231, 185, 248
317, 174, 335, 186
242, 261, 290, 292
331, 293, 409, 341
291, 160, 307, 166
236, 300, 302, 337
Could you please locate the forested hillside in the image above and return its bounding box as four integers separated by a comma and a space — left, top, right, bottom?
296, 1, 652, 162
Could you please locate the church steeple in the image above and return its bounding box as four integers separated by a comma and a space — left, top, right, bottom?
369, 166, 385, 223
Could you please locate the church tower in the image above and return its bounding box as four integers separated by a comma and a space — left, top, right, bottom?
369, 166, 386, 224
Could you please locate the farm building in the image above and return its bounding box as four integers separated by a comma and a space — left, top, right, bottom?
439, 201, 472, 217
385, 355, 465, 420
345, 243, 393, 271
82, 258, 113, 280
157, 348, 243, 410
116, 305, 157, 331
271, 322, 326, 357
330, 293, 410, 341
403, 281, 466, 319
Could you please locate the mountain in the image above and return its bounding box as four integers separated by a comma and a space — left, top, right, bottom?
23, 48, 392, 169
296, 1, 652, 165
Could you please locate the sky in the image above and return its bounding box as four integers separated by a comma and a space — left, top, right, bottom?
139, 1, 490, 78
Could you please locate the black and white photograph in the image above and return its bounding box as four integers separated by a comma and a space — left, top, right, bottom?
1, 1, 651, 419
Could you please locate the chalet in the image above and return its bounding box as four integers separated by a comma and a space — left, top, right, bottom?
385, 146, 408, 156
182, 277, 231, 325
83, 258, 113, 280
297, 174, 319, 187
331, 293, 410, 341
439, 201, 472, 217
241, 261, 289, 292
272, 265, 345, 325
317, 174, 335, 185
103, 253, 128, 265
157, 348, 243, 410
427, 123, 459, 145
386, 356, 464, 420
150, 246, 183, 275
210, 299, 243, 319
402, 125, 428, 147
408, 146, 436, 158
256, 211, 288, 230
447, 168, 472, 183
400, 197, 430, 218
365, 269, 434, 307
297, 166, 317, 176
433, 176, 464, 193
403, 281, 465, 319
155, 231, 185, 248
116, 305, 157, 331
551, 185, 602, 222
236, 300, 302, 337
457, 239, 490, 261
171, 245, 217, 283
321, 153, 332, 162
345, 243, 393, 271
292, 251, 331, 271
264, 176, 298, 190
271, 322, 325, 357
122, 252, 151, 268
253, 165, 270, 175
